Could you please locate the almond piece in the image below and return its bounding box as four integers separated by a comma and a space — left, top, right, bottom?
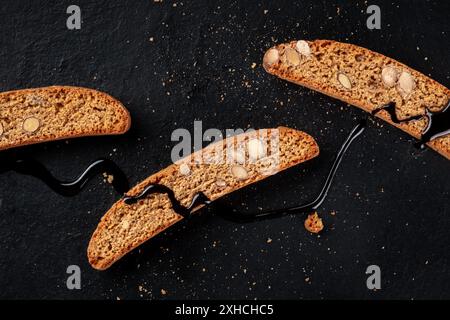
397, 71, 415, 98
231, 165, 248, 181
215, 179, 227, 188
337, 72, 352, 90
263, 48, 279, 67
22, 116, 40, 133
295, 40, 311, 57
381, 66, 399, 88
179, 163, 190, 175
248, 138, 266, 160
230, 149, 245, 164
282, 48, 300, 66
0, 122, 3, 136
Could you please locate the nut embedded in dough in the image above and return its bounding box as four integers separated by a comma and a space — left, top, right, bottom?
22, 116, 40, 133
263, 48, 279, 67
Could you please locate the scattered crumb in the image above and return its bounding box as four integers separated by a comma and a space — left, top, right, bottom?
305, 277, 310, 282
161, 289, 167, 295
304, 212, 324, 234
107, 175, 114, 184
266, 238, 272, 244
116, 297, 121, 300
263, 9, 268, 14
149, 37, 154, 42
330, 211, 336, 216
251, 62, 257, 69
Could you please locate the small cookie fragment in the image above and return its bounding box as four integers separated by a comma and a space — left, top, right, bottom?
337, 72, 352, 90
22, 116, 40, 133
304, 212, 324, 233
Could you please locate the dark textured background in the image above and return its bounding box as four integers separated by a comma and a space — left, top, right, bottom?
0, 0, 449, 299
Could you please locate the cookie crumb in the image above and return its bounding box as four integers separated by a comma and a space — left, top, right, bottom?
251, 62, 257, 69
107, 174, 114, 184
161, 289, 167, 295
266, 238, 272, 244
304, 212, 324, 233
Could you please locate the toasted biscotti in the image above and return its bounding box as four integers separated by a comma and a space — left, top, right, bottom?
263, 39, 450, 160
88, 127, 319, 270
0, 86, 131, 151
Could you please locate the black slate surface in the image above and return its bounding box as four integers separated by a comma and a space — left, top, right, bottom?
0, 0, 449, 299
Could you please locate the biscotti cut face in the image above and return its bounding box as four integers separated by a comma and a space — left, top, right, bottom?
88, 127, 319, 270
263, 40, 450, 160
0, 86, 131, 151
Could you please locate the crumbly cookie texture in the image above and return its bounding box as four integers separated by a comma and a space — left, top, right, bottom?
0, 86, 131, 150
88, 127, 320, 270
263, 39, 450, 160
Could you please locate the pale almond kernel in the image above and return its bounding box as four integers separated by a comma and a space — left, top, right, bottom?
22, 116, 40, 133
381, 66, 399, 88
231, 149, 245, 164
121, 220, 130, 230
0, 122, 3, 136
231, 165, 248, 180
337, 72, 352, 90
295, 40, 311, 57
397, 71, 416, 98
179, 163, 190, 175
215, 179, 227, 188
248, 139, 266, 160
283, 48, 300, 66
263, 48, 279, 67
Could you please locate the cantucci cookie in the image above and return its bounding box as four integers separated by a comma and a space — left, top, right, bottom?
0, 86, 131, 151
263, 40, 450, 160
88, 127, 319, 270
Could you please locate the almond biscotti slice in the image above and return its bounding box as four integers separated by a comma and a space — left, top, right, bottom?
263, 39, 450, 160
0, 86, 131, 151
88, 127, 319, 270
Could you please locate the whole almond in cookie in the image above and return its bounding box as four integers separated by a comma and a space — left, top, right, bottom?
22, 116, 40, 133
397, 71, 415, 98
231, 165, 249, 180
179, 163, 190, 176
337, 72, 352, 90
248, 138, 266, 160
282, 48, 300, 66
381, 66, 399, 88
231, 149, 245, 164
295, 40, 311, 57
263, 48, 279, 67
